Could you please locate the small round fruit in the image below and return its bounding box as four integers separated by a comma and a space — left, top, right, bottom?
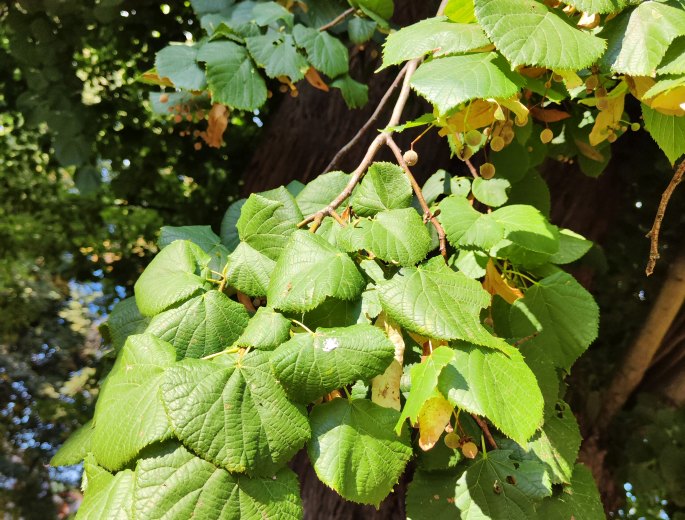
540, 128, 554, 144
465, 129, 482, 147
607, 133, 617, 143
461, 441, 479, 459
490, 135, 505, 152
403, 149, 419, 166
444, 432, 460, 449
159, 93, 169, 103
585, 75, 599, 90
480, 162, 496, 179
459, 146, 474, 161
631, 122, 641, 131
552, 73, 563, 82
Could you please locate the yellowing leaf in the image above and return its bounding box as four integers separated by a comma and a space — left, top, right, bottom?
483, 260, 523, 304
589, 89, 626, 146
553, 69, 583, 89
626, 76, 656, 100
372, 313, 404, 411
649, 87, 685, 116
304, 67, 329, 92
200, 103, 229, 148
444, 99, 497, 133
530, 107, 571, 123
418, 395, 454, 451
574, 138, 605, 162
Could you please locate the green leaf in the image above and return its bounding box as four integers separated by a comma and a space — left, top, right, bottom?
155, 44, 206, 91
51, 420, 94, 466
438, 343, 543, 445
510, 271, 599, 370
246, 32, 308, 81
197, 40, 267, 110
104, 297, 149, 352
91, 334, 176, 470
252, 1, 294, 27
220, 198, 246, 252
354, 0, 394, 26
77, 463, 134, 520
506, 170, 551, 217
550, 229, 592, 264
235, 306, 291, 350
237, 187, 303, 261
378, 257, 507, 348
406, 470, 460, 519
300, 297, 365, 328
527, 403, 582, 484
351, 162, 412, 216
161, 350, 310, 475
271, 324, 394, 403
159, 225, 229, 272
471, 177, 511, 207
307, 398, 412, 506
439, 196, 504, 251
474, 0, 606, 69
564, 0, 625, 14
397, 346, 455, 434
224, 242, 275, 297
536, 464, 605, 520
338, 209, 432, 266
490, 139, 530, 183
134, 240, 210, 317
145, 291, 249, 359
453, 451, 536, 519
268, 230, 365, 312
293, 24, 349, 77
134, 443, 302, 520
453, 249, 489, 278
489, 205, 559, 256
642, 103, 685, 164
659, 37, 685, 75
296, 171, 350, 217
331, 74, 369, 109
422, 170, 471, 205
601, 2, 685, 76
445, 0, 477, 23
381, 16, 490, 69
411, 53, 521, 114
348, 16, 377, 44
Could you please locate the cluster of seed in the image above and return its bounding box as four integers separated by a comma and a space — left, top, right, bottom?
158, 93, 208, 150
444, 432, 479, 459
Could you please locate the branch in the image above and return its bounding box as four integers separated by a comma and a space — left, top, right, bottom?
646, 160, 685, 276
595, 248, 685, 433
323, 63, 409, 173
386, 136, 448, 260
471, 414, 498, 450
318, 7, 355, 32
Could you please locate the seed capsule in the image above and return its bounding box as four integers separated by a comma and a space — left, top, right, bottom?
480, 162, 496, 179
465, 129, 482, 147
490, 136, 505, 152
540, 128, 554, 144
403, 149, 419, 166
585, 75, 599, 90
461, 441, 479, 459
631, 122, 641, 131
444, 432, 460, 449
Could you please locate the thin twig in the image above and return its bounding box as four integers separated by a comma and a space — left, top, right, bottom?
386, 136, 449, 261
471, 414, 498, 450
318, 7, 355, 32
330, 209, 348, 227
465, 158, 479, 178
324, 64, 409, 173
237, 291, 257, 312
646, 160, 685, 276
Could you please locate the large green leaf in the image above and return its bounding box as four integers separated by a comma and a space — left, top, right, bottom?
161, 350, 310, 475
471, 177, 511, 208
220, 198, 246, 252
104, 297, 149, 352
438, 195, 504, 251
51, 420, 93, 466
378, 257, 506, 348
271, 324, 395, 403
145, 290, 249, 359
601, 1, 685, 76
381, 16, 490, 69
155, 44, 206, 91
474, 0, 605, 69
268, 230, 365, 312
396, 346, 455, 434
550, 229, 592, 265
406, 470, 460, 519
197, 40, 267, 110
642, 103, 685, 164
134, 443, 302, 519
331, 73, 370, 109
234, 306, 292, 350
453, 451, 536, 519
307, 398, 413, 506
354, 0, 394, 26
77, 461, 134, 520
91, 334, 175, 470
134, 240, 210, 317
224, 242, 276, 297
159, 225, 229, 272
292, 24, 349, 77
411, 53, 521, 114
237, 187, 303, 261
438, 343, 544, 445
564, 0, 625, 14
245, 31, 308, 81
510, 271, 599, 370
489, 204, 559, 256
536, 464, 605, 520
659, 37, 685, 75
337, 209, 433, 266
351, 162, 412, 216
296, 171, 350, 217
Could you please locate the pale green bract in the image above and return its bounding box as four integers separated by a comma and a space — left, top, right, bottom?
474, 0, 606, 69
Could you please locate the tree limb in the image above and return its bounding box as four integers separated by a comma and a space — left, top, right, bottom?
645, 160, 684, 276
